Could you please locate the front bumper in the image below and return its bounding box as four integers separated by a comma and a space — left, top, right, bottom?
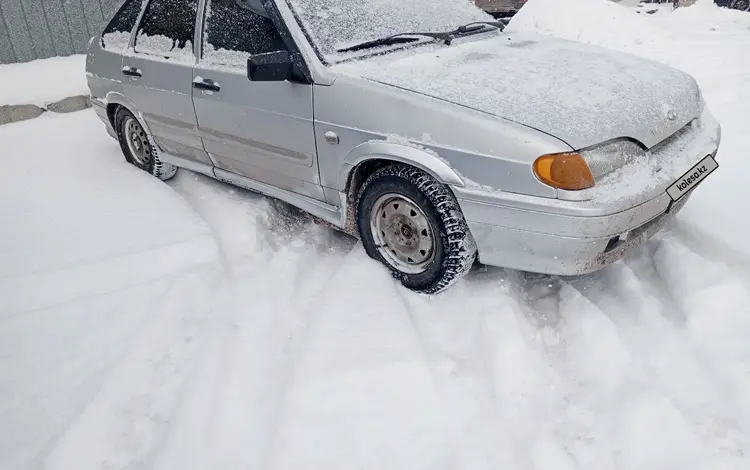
456, 187, 691, 275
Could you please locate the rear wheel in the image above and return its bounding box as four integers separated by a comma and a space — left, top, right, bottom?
356, 164, 477, 294
115, 108, 177, 181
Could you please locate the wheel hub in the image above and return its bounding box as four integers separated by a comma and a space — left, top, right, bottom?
123, 117, 151, 165
401, 224, 414, 239
370, 194, 437, 274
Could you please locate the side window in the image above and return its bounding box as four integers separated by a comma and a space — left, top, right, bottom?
202, 0, 287, 68
134, 0, 199, 60
102, 0, 144, 51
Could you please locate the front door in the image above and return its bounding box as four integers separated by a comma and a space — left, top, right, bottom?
191, 0, 323, 200
121, 0, 212, 168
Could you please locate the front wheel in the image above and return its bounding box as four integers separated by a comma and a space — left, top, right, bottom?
356, 164, 477, 294
114, 108, 177, 181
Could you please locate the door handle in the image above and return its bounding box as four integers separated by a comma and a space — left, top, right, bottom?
122, 66, 142, 77
192, 77, 221, 92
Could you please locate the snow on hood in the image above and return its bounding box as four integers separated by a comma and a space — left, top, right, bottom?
333, 32, 702, 150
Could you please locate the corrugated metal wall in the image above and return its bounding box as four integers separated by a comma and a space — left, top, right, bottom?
0, 0, 123, 64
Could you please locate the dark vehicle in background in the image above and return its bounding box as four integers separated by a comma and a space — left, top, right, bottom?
715, 0, 749, 12
471, 0, 527, 18
635, 0, 747, 14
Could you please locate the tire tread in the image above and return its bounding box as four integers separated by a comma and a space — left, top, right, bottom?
115, 108, 177, 181
357, 164, 477, 294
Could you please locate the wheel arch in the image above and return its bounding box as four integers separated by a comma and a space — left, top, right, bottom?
106, 93, 177, 181
337, 141, 466, 193
336, 141, 467, 240
103, 92, 154, 138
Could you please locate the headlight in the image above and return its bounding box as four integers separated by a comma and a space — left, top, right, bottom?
579, 139, 646, 180
533, 152, 595, 190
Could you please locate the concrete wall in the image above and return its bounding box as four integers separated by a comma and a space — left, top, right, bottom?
0, 0, 123, 64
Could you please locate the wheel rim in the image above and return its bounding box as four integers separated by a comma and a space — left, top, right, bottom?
123, 116, 152, 165
370, 193, 437, 274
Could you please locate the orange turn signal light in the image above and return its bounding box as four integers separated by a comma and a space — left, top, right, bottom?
533, 152, 595, 190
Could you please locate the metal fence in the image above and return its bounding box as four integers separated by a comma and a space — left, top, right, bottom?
0, 0, 123, 64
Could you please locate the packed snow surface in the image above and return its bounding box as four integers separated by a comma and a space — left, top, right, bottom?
2, 1, 750, 469
0, 55, 88, 106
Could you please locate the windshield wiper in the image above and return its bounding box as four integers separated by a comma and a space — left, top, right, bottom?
336, 21, 505, 54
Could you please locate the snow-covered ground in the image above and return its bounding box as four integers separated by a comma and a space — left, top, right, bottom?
0, 55, 87, 106
2, 1, 750, 469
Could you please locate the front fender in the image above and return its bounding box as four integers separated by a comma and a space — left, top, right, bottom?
337, 140, 466, 191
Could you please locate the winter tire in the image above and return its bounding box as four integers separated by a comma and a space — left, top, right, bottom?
356, 164, 477, 294
115, 108, 177, 181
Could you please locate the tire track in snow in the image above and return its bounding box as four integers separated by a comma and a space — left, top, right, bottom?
494, 271, 588, 468
260, 251, 457, 470
384, 281, 516, 468
559, 237, 750, 466
147, 171, 317, 469
0, 234, 219, 319
393, 272, 571, 469
459, 244, 750, 469
167, 170, 272, 276
670, 219, 750, 280
509, 268, 663, 468
646, 234, 750, 452
43, 264, 233, 470
153, 245, 354, 470
127, 170, 359, 469
253, 254, 356, 470
1, 274, 183, 470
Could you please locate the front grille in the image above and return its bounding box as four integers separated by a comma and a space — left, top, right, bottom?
602, 207, 672, 255
649, 120, 695, 153
604, 236, 620, 253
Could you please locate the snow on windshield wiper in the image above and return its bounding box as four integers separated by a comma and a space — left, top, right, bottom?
336, 21, 505, 54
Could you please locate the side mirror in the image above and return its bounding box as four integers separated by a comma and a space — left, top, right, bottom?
248, 51, 291, 82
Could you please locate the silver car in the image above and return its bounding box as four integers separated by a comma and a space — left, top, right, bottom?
86, 0, 721, 293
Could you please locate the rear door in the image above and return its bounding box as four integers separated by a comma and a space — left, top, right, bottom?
121, 0, 212, 168
191, 0, 323, 200
88, 0, 143, 109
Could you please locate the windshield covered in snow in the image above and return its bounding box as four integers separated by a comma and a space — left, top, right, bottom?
284, 0, 490, 63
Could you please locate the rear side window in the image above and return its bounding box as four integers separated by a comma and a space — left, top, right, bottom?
202, 0, 287, 68
102, 0, 143, 51
134, 0, 199, 61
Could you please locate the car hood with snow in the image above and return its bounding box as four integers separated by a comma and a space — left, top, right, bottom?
333, 32, 703, 151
